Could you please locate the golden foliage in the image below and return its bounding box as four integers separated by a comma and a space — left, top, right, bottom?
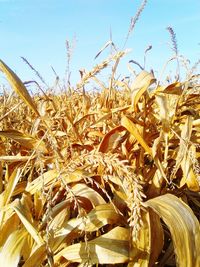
0, 55, 200, 267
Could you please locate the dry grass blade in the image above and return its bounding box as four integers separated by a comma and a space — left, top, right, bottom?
0, 59, 40, 116
144, 193, 200, 267
94, 40, 114, 59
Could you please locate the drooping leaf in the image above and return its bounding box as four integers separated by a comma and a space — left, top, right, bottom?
54, 226, 130, 265
26, 169, 58, 194
0, 229, 27, 267
0, 213, 20, 248
144, 194, 200, 267
128, 210, 164, 267
180, 144, 200, 191
171, 116, 193, 180
69, 183, 106, 207
0, 167, 21, 208
163, 82, 183, 95
22, 244, 46, 267
121, 116, 152, 156
55, 203, 124, 238
0, 59, 40, 116
98, 125, 126, 152
130, 70, 155, 112
0, 129, 47, 153
13, 200, 45, 246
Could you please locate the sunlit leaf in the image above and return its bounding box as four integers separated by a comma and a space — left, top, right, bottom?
180, 144, 200, 191
68, 183, 106, 207
26, 169, 58, 194
121, 116, 152, 156
131, 70, 155, 112
55, 203, 124, 238
128, 209, 163, 267
98, 125, 126, 152
0, 59, 40, 116
54, 226, 130, 264
23, 244, 46, 267
144, 194, 200, 267
0, 129, 47, 153
163, 82, 183, 95
13, 200, 45, 246
0, 155, 36, 162
0, 168, 21, 208
0, 213, 20, 248
0, 229, 27, 267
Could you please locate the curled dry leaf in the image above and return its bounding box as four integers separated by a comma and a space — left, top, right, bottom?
68, 183, 106, 207
55, 203, 124, 238
144, 193, 200, 267
130, 70, 156, 112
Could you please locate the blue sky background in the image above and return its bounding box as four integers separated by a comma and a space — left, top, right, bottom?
0, 0, 200, 91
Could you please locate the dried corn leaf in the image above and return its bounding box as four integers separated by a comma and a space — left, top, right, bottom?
0, 59, 40, 116
163, 82, 183, 95
121, 116, 152, 156
144, 193, 200, 267
49, 207, 70, 231
69, 183, 106, 207
0, 229, 27, 267
54, 226, 129, 264
62, 169, 93, 184
0, 168, 21, 208
0, 129, 47, 153
129, 210, 163, 267
171, 116, 193, 180
55, 203, 123, 238
26, 169, 58, 194
0, 213, 20, 248
131, 70, 155, 112
98, 126, 125, 152
13, 200, 45, 246
22, 244, 46, 267
180, 144, 200, 191
0, 155, 36, 162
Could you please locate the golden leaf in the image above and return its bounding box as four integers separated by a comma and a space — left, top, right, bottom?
0, 59, 40, 116
54, 226, 130, 264
144, 194, 200, 267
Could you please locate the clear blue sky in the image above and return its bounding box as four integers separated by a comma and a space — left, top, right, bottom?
0, 0, 200, 90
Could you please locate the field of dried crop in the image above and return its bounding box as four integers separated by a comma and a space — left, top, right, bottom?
0, 49, 200, 267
